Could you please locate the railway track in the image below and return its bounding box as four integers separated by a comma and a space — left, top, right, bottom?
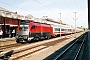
0, 34, 72, 51
0, 36, 59, 51
0, 43, 28, 51
10, 37, 70, 60
44, 32, 87, 60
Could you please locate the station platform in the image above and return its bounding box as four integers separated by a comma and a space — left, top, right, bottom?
0, 37, 16, 46
0, 37, 16, 41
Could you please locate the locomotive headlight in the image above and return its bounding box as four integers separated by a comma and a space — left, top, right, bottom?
23, 36, 28, 39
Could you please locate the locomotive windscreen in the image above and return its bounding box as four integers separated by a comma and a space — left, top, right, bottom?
17, 21, 30, 35
20, 21, 30, 31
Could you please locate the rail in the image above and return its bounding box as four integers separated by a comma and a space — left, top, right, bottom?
44, 32, 88, 60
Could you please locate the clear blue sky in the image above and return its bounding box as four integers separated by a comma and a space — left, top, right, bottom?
0, 0, 88, 28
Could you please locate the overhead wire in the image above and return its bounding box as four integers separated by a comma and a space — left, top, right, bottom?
73, 0, 86, 23
33, 0, 53, 12
0, 1, 39, 16
73, 0, 79, 11
59, 0, 87, 28
33, 0, 59, 19
33, 0, 84, 25
62, 0, 84, 20
0, 1, 28, 12
73, 0, 87, 27
73, 0, 84, 20
0, 0, 86, 26
0, 0, 60, 21
61, 0, 74, 18
35, 0, 87, 27
62, 0, 82, 19
0, 0, 74, 21
33, 0, 73, 22
0, 0, 61, 24
0, 1, 49, 19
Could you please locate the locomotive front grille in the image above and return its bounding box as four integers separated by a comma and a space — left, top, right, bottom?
19, 35, 23, 38
19, 35, 28, 39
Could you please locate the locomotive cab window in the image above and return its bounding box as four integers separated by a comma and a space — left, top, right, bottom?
31, 25, 36, 30
20, 25, 28, 31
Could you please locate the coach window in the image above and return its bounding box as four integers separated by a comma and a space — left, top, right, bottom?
68, 29, 71, 31
55, 28, 60, 31
61, 29, 64, 31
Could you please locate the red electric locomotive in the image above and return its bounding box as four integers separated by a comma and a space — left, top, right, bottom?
16, 21, 53, 43
16, 21, 83, 43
